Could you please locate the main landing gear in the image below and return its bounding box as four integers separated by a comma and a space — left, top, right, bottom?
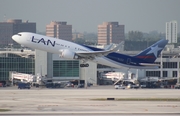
80, 63, 89, 67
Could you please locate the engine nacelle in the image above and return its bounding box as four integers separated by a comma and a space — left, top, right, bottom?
59, 49, 78, 59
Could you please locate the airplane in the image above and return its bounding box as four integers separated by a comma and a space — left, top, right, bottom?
12, 32, 168, 69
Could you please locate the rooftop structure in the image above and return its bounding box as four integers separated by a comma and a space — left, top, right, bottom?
46, 21, 72, 41
98, 22, 125, 45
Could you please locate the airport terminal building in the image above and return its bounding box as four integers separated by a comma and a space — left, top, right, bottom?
0, 49, 35, 84
0, 45, 180, 85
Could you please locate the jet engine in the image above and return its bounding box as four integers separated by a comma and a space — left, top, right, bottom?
59, 49, 78, 59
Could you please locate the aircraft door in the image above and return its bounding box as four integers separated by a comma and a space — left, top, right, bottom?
127, 58, 131, 64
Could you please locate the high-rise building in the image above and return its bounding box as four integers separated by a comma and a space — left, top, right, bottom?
0, 19, 36, 47
46, 21, 72, 41
98, 22, 125, 45
166, 20, 177, 43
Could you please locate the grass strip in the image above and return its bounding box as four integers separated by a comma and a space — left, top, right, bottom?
91, 98, 180, 101
0, 109, 11, 112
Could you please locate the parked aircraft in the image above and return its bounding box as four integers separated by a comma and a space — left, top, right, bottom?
12, 32, 168, 69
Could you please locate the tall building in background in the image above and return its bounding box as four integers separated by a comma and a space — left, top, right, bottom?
98, 22, 125, 45
166, 20, 177, 43
0, 19, 36, 47
46, 21, 72, 41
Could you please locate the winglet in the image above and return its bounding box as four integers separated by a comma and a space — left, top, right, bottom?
105, 43, 114, 50
111, 41, 124, 52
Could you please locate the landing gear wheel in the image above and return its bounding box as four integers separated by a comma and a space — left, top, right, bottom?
85, 64, 89, 67
80, 63, 89, 67
80, 64, 84, 67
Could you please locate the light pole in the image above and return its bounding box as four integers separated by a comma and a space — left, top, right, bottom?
160, 51, 163, 79
177, 59, 180, 84
8, 43, 13, 50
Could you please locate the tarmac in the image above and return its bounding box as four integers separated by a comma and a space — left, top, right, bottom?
0, 86, 180, 115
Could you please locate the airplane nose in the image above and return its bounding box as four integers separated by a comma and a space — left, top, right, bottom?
12, 35, 16, 40
12, 34, 19, 42
12, 33, 24, 45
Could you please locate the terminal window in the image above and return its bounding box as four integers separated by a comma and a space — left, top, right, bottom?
53, 60, 79, 77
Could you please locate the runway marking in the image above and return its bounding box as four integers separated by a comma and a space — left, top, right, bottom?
38, 104, 116, 107
38, 105, 59, 107
76, 104, 117, 107
157, 105, 179, 107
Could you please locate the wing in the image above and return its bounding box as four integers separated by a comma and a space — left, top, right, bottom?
75, 42, 123, 58
76, 50, 113, 58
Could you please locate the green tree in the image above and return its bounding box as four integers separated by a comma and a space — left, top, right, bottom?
128, 31, 143, 41
73, 38, 86, 44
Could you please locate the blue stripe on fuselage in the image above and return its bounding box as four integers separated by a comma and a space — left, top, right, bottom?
106, 52, 145, 66
81, 44, 145, 66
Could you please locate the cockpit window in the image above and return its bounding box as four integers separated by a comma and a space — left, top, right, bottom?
17, 33, 22, 36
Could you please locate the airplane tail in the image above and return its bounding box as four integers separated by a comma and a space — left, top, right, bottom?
134, 39, 168, 63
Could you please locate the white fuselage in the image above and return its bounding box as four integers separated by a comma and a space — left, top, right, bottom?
12, 32, 127, 69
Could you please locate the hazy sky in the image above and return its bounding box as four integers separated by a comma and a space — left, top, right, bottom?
0, 0, 180, 33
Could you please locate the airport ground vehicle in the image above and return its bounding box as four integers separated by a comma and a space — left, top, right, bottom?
132, 84, 139, 89
140, 84, 146, 88
77, 83, 93, 88
66, 82, 74, 87
18, 83, 31, 89
114, 85, 125, 89
46, 82, 62, 88
77, 84, 84, 88
175, 84, 180, 89
127, 84, 139, 89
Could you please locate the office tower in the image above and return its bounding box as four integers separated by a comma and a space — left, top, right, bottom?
0, 19, 36, 47
46, 21, 72, 41
166, 20, 177, 43
98, 22, 125, 45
